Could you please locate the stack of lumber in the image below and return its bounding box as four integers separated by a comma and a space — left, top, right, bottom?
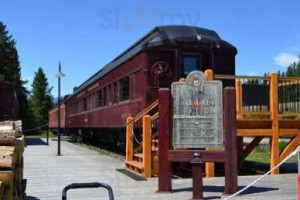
0, 120, 26, 200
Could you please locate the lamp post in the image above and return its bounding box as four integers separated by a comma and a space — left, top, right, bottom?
56, 61, 65, 156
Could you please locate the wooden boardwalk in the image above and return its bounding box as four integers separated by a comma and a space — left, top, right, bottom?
24, 139, 297, 200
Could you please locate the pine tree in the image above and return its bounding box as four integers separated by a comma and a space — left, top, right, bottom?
30, 68, 53, 127
0, 21, 30, 127
285, 55, 300, 77
297, 55, 300, 76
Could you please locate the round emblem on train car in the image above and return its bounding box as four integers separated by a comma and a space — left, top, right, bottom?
151, 61, 171, 86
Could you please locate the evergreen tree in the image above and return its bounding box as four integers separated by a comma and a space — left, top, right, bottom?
30, 68, 53, 126
0, 21, 30, 127
285, 55, 300, 77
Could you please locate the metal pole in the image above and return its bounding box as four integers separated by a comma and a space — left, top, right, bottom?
46, 126, 49, 145
57, 61, 62, 156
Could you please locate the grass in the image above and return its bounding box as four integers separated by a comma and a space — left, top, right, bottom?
99, 149, 110, 155
25, 131, 57, 139
245, 144, 298, 164
69, 138, 113, 157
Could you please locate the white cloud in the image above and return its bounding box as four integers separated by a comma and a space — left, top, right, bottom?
274, 53, 299, 67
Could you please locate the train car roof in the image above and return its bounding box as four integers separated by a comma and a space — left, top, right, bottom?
66, 25, 237, 101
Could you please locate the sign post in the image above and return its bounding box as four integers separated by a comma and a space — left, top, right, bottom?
191, 153, 204, 199
298, 149, 300, 200
158, 71, 238, 199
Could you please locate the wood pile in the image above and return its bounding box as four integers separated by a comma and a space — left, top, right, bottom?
0, 120, 26, 200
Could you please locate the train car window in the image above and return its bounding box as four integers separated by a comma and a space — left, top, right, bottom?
93, 93, 96, 109
183, 55, 200, 75
103, 87, 107, 106
109, 85, 113, 105
83, 98, 87, 111
120, 77, 129, 101
97, 90, 103, 107
113, 82, 118, 103
86, 95, 91, 110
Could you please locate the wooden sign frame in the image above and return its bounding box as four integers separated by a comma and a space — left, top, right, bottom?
157, 87, 238, 200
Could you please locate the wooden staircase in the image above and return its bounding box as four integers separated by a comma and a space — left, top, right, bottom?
125, 101, 159, 178
125, 138, 159, 177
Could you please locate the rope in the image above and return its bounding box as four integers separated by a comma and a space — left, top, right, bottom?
132, 130, 142, 145
23, 123, 48, 133
223, 146, 300, 200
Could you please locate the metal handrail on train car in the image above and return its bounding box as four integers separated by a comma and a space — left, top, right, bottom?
62, 182, 114, 200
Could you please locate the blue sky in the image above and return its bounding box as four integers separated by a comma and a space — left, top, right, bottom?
1, 0, 300, 96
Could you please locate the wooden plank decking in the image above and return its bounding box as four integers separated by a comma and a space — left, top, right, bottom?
24, 139, 298, 200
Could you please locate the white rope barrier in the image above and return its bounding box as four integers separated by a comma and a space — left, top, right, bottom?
23, 123, 48, 133
223, 146, 300, 200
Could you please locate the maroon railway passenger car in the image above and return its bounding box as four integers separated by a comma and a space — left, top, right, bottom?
49, 25, 237, 145
48, 103, 66, 132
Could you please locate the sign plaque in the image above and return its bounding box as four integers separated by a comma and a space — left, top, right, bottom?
171, 71, 223, 148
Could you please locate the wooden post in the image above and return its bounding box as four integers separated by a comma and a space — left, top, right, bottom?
126, 117, 134, 162
235, 79, 243, 120
143, 115, 152, 178
270, 72, 279, 175
204, 69, 215, 178
298, 149, 300, 200
223, 87, 238, 194
235, 79, 244, 166
191, 158, 204, 200
204, 69, 214, 81
158, 88, 172, 192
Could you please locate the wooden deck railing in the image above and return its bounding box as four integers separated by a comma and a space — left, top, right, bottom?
212, 70, 300, 175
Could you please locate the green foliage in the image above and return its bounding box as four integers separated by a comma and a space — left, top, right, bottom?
285, 55, 300, 77
0, 21, 31, 128
30, 68, 53, 127
68, 135, 83, 143
25, 131, 57, 139
99, 149, 110, 155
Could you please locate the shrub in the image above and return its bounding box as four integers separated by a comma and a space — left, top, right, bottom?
69, 135, 83, 143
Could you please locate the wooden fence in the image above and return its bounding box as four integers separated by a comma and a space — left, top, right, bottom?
209, 70, 300, 175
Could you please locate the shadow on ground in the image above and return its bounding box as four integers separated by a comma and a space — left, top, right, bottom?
173, 185, 278, 197
25, 138, 48, 146
26, 196, 42, 200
